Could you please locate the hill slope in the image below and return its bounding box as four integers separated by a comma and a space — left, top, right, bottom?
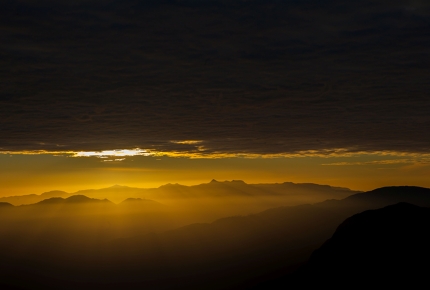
301, 202, 430, 287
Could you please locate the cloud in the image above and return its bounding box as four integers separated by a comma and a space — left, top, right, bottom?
322, 153, 430, 166
170, 140, 203, 145
0, 0, 429, 155
323, 160, 414, 166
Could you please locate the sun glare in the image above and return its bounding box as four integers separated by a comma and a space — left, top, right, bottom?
73, 149, 151, 158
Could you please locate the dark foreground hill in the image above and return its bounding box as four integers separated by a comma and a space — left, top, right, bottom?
300, 202, 430, 287
0, 186, 430, 290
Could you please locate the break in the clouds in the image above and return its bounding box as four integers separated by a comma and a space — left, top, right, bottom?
1, 0, 430, 156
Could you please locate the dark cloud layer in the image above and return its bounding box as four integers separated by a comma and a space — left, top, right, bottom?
1, 0, 430, 154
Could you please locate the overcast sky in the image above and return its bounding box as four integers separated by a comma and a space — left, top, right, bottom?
1, 1, 430, 195
1, 0, 429, 156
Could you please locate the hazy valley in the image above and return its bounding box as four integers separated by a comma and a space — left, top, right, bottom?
1, 181, 429, 289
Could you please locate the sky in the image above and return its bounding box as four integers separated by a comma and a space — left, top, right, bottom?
1, 0, 430, 196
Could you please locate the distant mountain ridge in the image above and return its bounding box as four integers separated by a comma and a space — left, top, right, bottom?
0, 190, 69, 206
36, 195, 113, 205
0, 180, 359, 205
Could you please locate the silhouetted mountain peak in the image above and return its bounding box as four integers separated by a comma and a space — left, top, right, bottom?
108, 185, 129, 189
158, 183, 185, 189
368, 185, 428, 195
37, 195, 112, 205
40, 190, 68, 198
344, 186, 430, 206
208, 179, 247, 185
228, 180, 246, 184
0, 202, 13, 207
66, 195, 112, 203
120, 198, 161, 207
37, 197, 66, 205
351, 185, 428, 196
121, 198, 156, 203
122, 198, 144, 202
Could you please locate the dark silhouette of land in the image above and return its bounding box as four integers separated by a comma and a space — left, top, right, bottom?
0, 185, 429, 289
299, 202, 430, 287
344, 186, 430, 206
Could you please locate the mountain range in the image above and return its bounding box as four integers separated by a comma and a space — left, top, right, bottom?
0, 185, 429, 289
0, 180, 358, 205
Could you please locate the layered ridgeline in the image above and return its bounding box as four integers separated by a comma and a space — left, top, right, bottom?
0, 180, 357, 226
0, 181, 358, 257
0, 180, 356, 205
1, 186, 429, 290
